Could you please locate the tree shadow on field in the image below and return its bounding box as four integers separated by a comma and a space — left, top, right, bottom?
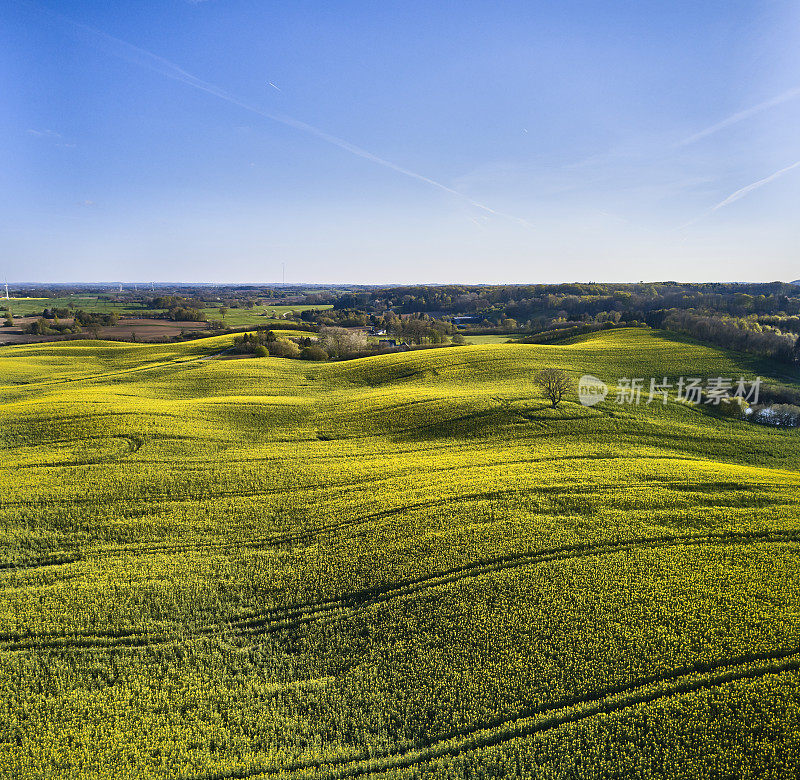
394, 399, 603, 442
394, 406, 505, 442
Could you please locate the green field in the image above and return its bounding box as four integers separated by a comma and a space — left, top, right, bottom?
2, 297, 332, 329
2, 328, 799, 778
215, 305, 332, 329
2, 296, 151, 316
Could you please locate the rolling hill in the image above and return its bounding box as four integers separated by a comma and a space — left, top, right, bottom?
1, 328, 799, 778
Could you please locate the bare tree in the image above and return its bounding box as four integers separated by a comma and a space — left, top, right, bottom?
534, 368, 573, 408
320, 327, 367, 359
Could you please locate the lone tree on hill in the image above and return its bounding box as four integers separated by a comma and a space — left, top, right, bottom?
534, 367, 573, 408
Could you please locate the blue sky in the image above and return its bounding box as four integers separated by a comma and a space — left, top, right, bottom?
3, 0, 799, 284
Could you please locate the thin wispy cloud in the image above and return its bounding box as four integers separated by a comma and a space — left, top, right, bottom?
678, 159, 800, 229
710, 160, 800, 211
27, 127, 76, 147
28, 128, 61, 138
677, 86, 800, 147
27, 2, 529, 227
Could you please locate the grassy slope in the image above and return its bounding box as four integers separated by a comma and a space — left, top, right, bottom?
214, 304, 332, 329
3, 297, 331, 331
2, 296, 152, 316
1, 328, 799, 778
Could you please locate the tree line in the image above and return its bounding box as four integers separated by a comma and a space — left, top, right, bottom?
319, 282, 800, 363
659, 310, 799, 363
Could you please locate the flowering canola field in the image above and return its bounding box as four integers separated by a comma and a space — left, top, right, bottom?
1, 328, 800, 778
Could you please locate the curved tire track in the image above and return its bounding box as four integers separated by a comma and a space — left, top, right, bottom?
187, 648, 800, 780
0, 553, 83, 571
3, 530, 797, 652
223, 529, 800, 639
189, 648, 800, 780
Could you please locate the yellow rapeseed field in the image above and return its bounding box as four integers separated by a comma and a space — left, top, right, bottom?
1, 328, 799, 778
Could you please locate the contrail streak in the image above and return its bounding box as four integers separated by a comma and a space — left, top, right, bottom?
710, 159, 800, 211
677, 159, 800, 229
677, 86, 800, 147
27, 2, 530, 226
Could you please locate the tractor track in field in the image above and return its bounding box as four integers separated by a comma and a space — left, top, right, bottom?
0, 554, 83, 571
5, 457, 792, 511
6, 463, 790, 551
218, 529, 800, 640
10, 434, 144, 469
6, 353, 216, 391
74, 490, 526, 561
188, 647, 800, 780
3, 530, 797, 653
1, 510, 402, 567
81, 481, 794, 561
